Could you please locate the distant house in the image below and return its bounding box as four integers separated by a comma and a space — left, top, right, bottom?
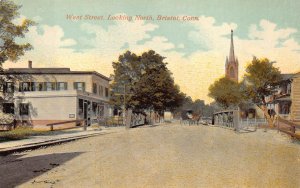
0, 61, 111, 130
266, 73, 300, 121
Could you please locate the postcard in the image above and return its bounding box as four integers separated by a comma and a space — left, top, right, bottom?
0, 0, 299, 187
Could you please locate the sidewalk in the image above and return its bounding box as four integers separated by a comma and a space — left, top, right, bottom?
0, 126, 125, 156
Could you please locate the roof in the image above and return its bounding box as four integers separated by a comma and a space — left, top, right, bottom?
267, 94, 291, 104
274, 96, 291, 102
281, 74, 294, 80
4, 68, 111, 81
228, 30, 236, 64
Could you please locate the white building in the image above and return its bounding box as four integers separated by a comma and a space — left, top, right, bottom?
1, 61, 111, 130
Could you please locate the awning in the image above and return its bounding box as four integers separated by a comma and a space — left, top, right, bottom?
274, 96, 291, 102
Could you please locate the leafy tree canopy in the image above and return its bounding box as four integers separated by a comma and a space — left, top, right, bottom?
110, 50, 185, 113
243, 57, 282, 105
0, 0, 34, 64
208, 77, 243, 109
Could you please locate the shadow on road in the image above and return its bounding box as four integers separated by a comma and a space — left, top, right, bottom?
0, 152, 83, 187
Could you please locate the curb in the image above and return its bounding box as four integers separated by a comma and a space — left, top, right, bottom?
0, 132, 104, 156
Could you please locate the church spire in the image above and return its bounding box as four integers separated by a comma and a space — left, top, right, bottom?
229, 29, 235, 63
225, 29, 238, 82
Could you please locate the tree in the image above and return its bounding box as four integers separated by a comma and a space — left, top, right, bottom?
0, 0, 34, 92
242, 57, 282, 127
131, 63, 185, 113
0, 0, 34, 64
110, 51, 140, 110
0, 1, 34, 123
208, 77, 243, 109
110, 50, 185, 115
172, 97, 217, 119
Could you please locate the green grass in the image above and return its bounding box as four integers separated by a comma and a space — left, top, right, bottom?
104, 117, 124, 126
0, 127, 47, 142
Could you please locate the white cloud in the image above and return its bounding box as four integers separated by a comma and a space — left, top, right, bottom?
282, 38, 300, 50
80, 18, 158, 53
4, 16, 300, 103
249, 20, 296, 41
188, 16, 237, 51
177, 43, 184, 49
31, 25, 76, 49
131, 36, 175, 54
236, 20, 300, 74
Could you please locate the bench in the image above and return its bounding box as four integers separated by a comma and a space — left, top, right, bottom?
46, 120, 83, 131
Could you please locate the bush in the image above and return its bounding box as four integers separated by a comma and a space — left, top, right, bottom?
0, 127, 45, 142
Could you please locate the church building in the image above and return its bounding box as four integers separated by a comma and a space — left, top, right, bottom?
224, 30, 264, 119
225, 30, 239, 82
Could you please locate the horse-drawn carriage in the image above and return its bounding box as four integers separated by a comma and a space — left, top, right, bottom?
180, 110, 201, 125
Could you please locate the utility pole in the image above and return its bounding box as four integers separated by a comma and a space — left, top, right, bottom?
83, 100, 87, 131
123, 83, 126, 126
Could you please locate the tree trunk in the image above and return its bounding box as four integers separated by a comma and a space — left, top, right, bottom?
259, 105, 275, 128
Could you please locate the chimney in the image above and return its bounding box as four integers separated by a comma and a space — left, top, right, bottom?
28, 60, 32, 68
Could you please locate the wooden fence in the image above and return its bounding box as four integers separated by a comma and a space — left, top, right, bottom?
100, 111, 146, 128
276, 116, 300, 139
213, 110, 239, 131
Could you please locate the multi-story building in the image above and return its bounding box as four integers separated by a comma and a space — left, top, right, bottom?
266, 73, 300, 121
0, 61, 111, 130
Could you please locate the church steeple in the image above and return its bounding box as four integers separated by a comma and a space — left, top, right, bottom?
229, 30, 235, 63
225, 30, 238, 82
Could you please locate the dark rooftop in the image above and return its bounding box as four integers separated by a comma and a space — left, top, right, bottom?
5, 68, 111, 81
7, 68, 71, 74
281, 73, 294, 80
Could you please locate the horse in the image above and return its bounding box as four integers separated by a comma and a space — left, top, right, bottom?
180, 112, 201, 125
190, 114, 201, 125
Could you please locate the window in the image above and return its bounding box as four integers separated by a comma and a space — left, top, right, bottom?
57, 82, 68, 90
93, 83, 97, 94
287, 83, 291, 94
19, 82, 31, 92
78, 99, 84, 117
33, 82, 44, 91
105, 87, 109, 97
45, 82, 55, 91
74, 82, 85, 91
99, 105, 104, 116
99, 85, 104, 96
4, 82, 14, 93
279, 102, 291, 114
92, 102, 97, 115
3, 103, 14, 114
19, 103, 29, 116
280, 85, 287, 95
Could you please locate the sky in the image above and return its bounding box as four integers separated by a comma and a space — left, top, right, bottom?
4, 0, 300, 103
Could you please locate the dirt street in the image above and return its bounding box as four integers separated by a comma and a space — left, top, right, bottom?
0, 123, 299, 188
